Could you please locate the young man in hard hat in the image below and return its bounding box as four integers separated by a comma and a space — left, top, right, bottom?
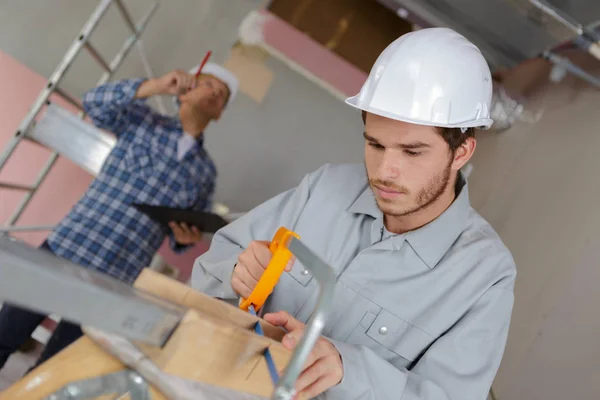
0, 63, 239, 371
192, 28, 515, 400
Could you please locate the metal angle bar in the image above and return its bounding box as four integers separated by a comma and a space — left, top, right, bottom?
7, 0, 112, 149
84, 42, 112, 73
97, 1, 159, 86
273, 237, 335, 400
0, 237, 184, 346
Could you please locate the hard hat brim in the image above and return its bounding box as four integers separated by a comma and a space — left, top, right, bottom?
345, 95, 493, 130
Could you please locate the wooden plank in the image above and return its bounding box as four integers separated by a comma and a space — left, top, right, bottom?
133, 269, 286, 341
0, 337, 165, 400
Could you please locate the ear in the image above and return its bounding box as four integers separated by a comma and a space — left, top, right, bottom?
451, 137, 476, 171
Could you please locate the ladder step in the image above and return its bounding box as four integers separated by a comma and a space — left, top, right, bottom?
53, 87, 84, 111
0, 181, 36, 192
84, 42, 112, 73
29, 103, 116, 176
114, 0, 138, 34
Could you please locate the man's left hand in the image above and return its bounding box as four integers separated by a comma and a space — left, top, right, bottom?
264, 311, 343, 398
169, 222, 202, 245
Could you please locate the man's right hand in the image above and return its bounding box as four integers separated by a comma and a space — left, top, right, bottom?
135, 70, 196, 99
231, 241, 294, 298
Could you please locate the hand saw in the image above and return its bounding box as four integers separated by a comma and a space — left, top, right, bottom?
237, 227, 337, 400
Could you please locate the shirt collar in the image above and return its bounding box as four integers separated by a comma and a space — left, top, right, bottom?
173, 119, 204, 146
348, 173, 471, 269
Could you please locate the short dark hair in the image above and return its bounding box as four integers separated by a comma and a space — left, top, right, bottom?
361, 110, 475, 151
436, 127, 475, 152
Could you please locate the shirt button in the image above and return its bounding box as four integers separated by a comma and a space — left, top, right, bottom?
378, 326, 388, 335
301, 269, 309, 276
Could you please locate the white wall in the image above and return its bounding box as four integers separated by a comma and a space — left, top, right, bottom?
0, 0, 363, 212
468, 70, 600, 399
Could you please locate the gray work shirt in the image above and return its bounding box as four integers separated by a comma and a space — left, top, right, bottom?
192, 163, 516, 400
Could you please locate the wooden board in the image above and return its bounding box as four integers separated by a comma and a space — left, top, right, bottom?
133, 269, 286, 341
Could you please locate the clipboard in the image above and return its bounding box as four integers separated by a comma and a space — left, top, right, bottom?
132, 203, 229, 234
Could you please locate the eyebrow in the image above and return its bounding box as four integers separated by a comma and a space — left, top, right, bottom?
363, 132, 431, 149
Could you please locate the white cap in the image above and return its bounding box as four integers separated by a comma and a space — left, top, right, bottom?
346, 27, 493, 129
189, 62, 239, 107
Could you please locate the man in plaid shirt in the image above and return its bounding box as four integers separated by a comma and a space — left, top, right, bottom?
0, 63, 239, 371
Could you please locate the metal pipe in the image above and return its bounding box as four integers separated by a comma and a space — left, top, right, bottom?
273, 237, 336, 400
6, 152, 59, 226
529, 0, 583, 36
0, 182, 35, 192
544, 51, 600, 88
84, 42, 112, 73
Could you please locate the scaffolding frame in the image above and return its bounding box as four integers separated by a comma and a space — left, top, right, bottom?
0, 0, 162, 234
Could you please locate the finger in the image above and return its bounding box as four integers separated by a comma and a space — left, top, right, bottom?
263, 311, 305, 332
233, 263, 259, 292
238, 250, 266, 281
191, 226, 202, 237
295, 357, 330, 394
169, 221, 183, 236
284, 256, 296, 272
301, 370, 341, 399
231, 273, 253, 298
178, 222, 192, 235
250, 240, 274, 268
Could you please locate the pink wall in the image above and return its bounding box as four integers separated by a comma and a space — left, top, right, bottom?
260, 10, 367, 97
0, 50, 207, 281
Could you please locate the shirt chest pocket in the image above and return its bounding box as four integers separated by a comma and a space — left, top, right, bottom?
124, 138, 155, 177
345, 308, 435, 370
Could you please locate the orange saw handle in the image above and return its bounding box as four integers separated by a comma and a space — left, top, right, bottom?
239, 227, 300, 312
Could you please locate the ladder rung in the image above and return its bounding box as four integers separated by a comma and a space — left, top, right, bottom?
114, 0, 138, 35
0, 224, 55, 233
54, 88, 84, 111
0, 182, 36, 192
84, 42, 112, 73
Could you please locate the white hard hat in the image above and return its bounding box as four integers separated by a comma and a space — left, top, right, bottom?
346, 27, 493, 129
189, 62, 239, 107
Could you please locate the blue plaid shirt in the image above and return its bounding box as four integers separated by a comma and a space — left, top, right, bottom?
46, 79, 216, 284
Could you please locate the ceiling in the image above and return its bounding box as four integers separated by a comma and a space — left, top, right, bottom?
377, 0, 600, 70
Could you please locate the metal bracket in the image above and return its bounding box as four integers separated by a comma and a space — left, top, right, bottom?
44, 370, 150, 400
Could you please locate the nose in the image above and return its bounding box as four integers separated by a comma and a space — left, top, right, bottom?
378, 150, 401, 180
